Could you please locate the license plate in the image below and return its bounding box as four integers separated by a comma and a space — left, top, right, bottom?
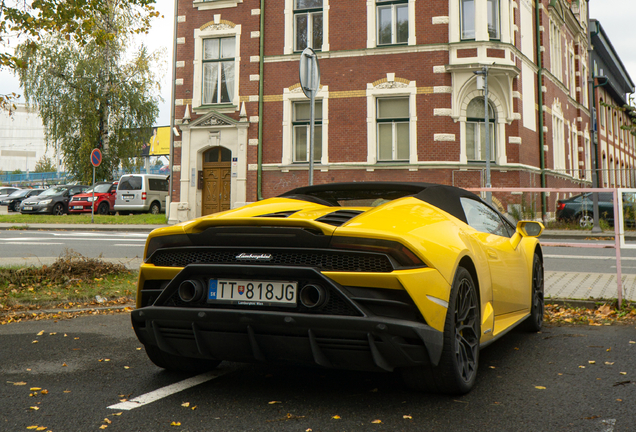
123, 194, 134, 199
23, 206, 33, 211
208, 279, 297, 307
73, 206, 83, 210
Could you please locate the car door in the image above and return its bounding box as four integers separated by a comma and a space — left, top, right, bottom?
461, 198, 530, 316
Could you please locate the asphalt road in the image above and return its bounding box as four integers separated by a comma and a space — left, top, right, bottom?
1, 314, 634, 431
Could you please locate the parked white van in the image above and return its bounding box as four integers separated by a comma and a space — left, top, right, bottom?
114, 174, 169, 214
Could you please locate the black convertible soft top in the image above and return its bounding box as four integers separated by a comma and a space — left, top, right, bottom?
279, 182, 484, 224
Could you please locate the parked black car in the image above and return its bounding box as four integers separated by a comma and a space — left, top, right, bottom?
1, 189, 44, 212
20, 185, 89, 215
555, 192, 636, 228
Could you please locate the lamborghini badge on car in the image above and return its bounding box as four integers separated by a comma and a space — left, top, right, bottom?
131, 182, 544, 394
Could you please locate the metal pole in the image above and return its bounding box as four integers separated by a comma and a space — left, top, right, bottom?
91, 166, 95, 223
484, 66, 492, 204
308, 58, 315, 186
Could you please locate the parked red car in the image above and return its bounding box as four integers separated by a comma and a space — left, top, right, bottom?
69, 182, 118, 215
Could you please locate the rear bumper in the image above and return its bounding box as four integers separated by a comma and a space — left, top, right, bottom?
132, 263, 444, 372
131, 306, 443, 372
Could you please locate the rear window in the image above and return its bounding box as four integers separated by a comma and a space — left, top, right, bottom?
149, 178, 169, 191
118, 176, 142, 191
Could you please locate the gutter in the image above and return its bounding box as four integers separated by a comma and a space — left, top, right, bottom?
257, 0, 265, 200
536, 0, 547, 221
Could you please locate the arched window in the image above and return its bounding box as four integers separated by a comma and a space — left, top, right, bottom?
204, 146, 232, 164
466, 97, 495, 162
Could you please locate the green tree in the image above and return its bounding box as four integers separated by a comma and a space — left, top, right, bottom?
16, 1, 162, 184
34, 155, 56, 173
0, 0, 159, 111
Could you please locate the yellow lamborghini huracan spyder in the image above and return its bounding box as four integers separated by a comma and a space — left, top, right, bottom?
131, 182, 544, 394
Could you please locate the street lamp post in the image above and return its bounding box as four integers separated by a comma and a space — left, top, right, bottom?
474, 66, 492, 204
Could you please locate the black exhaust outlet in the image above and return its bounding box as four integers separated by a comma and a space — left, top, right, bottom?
178, 279, 205, 303
299, 284, 327, 308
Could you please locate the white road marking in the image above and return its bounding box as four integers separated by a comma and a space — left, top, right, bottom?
113, 244, 145, 247
0, 237, 146, 242
4, 242, 63, 245
107, 370, 227, 411
544, 254, 636, 261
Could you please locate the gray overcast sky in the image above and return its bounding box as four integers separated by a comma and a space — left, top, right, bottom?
0, 1, 634, 124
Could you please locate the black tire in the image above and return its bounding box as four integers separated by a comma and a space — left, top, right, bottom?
577, 212, 593, 228
402, 267, 480, 394
53, 203, 65, 215
144, 344, 221, 373
521, 254, 544, 332
97, 202, 109, 215
9, 202, 16, 212
149, 201, 161, 215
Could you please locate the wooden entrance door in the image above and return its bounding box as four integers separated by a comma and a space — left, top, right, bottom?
202, 147, 232, 216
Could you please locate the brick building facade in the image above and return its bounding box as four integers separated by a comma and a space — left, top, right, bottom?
168, 0, 593, 222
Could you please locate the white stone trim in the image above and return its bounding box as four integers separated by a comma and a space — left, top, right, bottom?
434, 86, 452, 93
281, 85, 329, 165
249, 116, 259, 123
509, 136, 522, 144
176, 61, 185, 68
284, 0, 330, 55
177, 37, 185, 45
251, 8, 260, 15
193, 0, 242, 10
248, 139, 258, 146
432, 16, 449, 25
434, 134, 455, 142
366, 79, 417, 164
434, 108, 452, 116
248, 164, 258, 171
249, 74, 260, 81
250, 56, 260, 62
251, 31, 260, 38
367, 0, 417, 48
192, 24, 242, 110
175, 79, 183, 86
178, 16, 186, 23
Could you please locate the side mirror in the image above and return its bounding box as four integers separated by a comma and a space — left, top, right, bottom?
516, 221, 544, 237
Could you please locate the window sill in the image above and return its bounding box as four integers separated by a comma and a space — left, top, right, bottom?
194, 104, 238, 114
193, 0, 242, 10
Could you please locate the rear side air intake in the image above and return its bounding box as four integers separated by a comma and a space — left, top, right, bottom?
316, 210, 364, 226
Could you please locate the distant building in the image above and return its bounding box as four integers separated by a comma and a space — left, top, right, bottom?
0, 103, 61, 175
169, 0, 592, 222
589, 19, 636, 188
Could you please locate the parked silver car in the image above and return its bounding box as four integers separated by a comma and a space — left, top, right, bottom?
114, 174, 169, 214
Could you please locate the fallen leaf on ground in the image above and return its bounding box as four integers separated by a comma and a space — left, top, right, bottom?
268, 401, 281, 405
181, 402, 190, 408
170, 422, 181, 426
403, 415, 413, 419
29, 406, 39, 410
36, 331, 43, 336
371, 419, 382, 424
332, 415, 340, 419
30, 388, 41, 391
605, 362, 615, 365
588, 361, 596, 364
535, 386, 546, 389
620, 372, 627, 375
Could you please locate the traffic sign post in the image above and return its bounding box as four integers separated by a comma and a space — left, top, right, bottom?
299, 47, 320, 186
90, 149, 102, 223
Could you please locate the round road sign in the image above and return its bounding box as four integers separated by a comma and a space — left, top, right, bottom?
90, 148, 102, 167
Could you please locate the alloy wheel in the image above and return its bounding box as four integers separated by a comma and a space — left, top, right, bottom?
453, 278, 479, 383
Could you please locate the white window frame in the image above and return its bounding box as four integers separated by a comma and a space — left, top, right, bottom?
192, 24, 241, 111
550, 19, 562, 82
284, 0, 329, 55
367, 0, 416, 48
487, 0, 500, 40
366, 79, 417, 164
552, 103, 566, 172
194, 0, 242, 11
282, 86, 329, 166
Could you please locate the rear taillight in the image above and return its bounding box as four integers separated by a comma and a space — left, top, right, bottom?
142, 192, 147, 200
329, 236, 425, 268
557, 202, 565, 211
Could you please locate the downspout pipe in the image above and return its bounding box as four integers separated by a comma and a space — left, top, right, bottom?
257, 0, 265, 200
167, 0, 179, 220
535, 0, 547, 222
